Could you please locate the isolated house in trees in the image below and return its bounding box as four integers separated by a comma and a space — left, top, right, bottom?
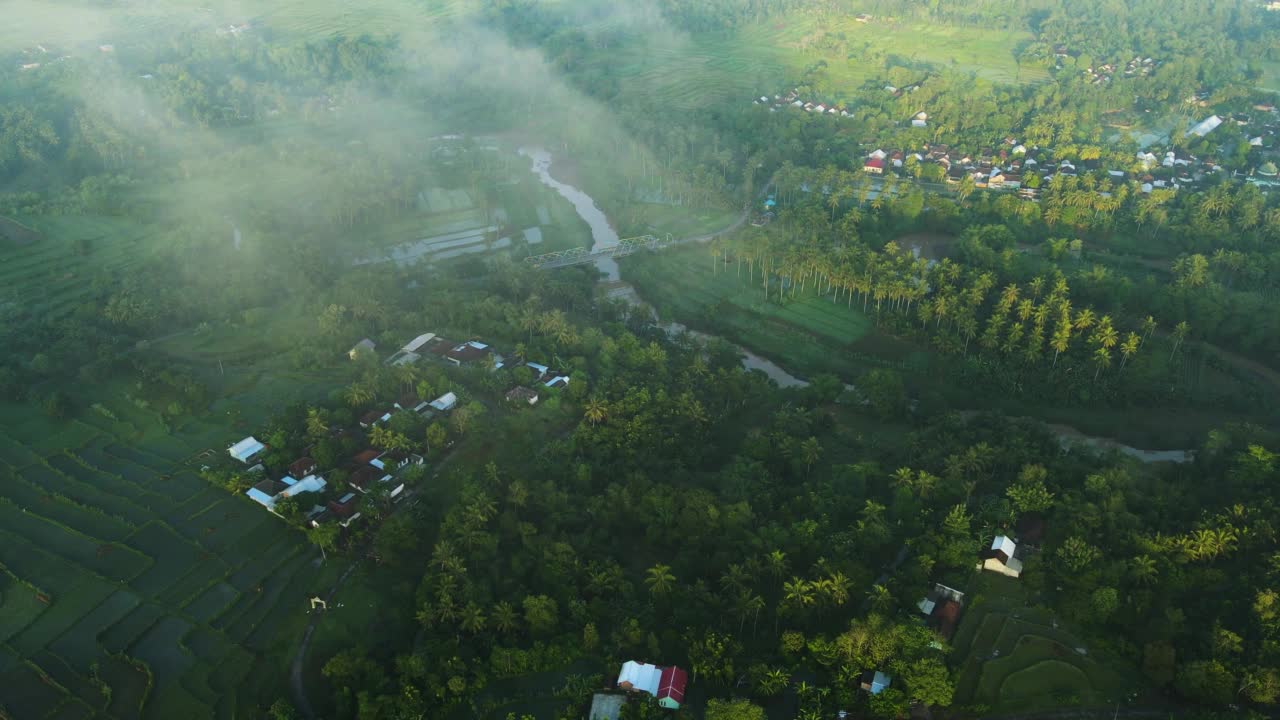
506, 386, 539, 405
228, 436, 265, 464
617, 661, 688, 709
864, 157, 885, 174
349, 338, 376, 360
918, 583, 965, 640
860, 670, 892, 694
981, 535, 1024, 578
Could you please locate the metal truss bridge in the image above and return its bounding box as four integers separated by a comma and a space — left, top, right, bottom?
523, 234, 674, 269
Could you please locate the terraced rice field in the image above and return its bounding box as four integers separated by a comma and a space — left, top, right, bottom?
0, 410, 315, 719
949, 577, 1137, 713
0, 215, 158, 322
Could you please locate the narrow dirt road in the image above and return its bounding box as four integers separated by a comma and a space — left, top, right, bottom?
290, 561, 358, 720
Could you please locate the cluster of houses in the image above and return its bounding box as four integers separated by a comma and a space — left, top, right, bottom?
219, 329, 580, 525
226, 426, 423, 528
858, 118, 1280, 199
1078, 56, 1160, 85
353, 332, 571, 404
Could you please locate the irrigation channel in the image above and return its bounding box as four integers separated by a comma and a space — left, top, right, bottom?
519, 148, 1195, 465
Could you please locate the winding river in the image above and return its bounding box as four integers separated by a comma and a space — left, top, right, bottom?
520, 148, 1193, 464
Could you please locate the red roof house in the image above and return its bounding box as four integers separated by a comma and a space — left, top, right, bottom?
656, 666, 687, 709
353, 449, 382, 466
864, 157, 885, 174
288, 457, 317, 479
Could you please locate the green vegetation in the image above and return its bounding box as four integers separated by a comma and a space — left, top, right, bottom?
2, 0, 1280, 718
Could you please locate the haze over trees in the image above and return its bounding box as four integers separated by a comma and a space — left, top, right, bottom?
1, 0, 1279, 718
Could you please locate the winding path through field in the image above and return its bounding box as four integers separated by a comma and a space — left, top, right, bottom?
290, 560, 358, 720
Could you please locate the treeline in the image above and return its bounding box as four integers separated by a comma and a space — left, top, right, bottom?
282, 257, 1280, 718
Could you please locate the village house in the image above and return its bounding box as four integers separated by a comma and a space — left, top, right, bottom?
325, 492, 361, 527
429, 391, 458, 412
617, 661, 688, 710
917, 583, 965, 640
288, 457, 317, 479
348, 338, 376, 360
353, 448, 382, 466
544, 375, 571, 390
445, 340, 490, 365
372, 450, 423, 472
860, 670, 892, 695
506, 386, 540, 405
228, 436, 265, 464
359, 409, 392, 428
348, 465, 392, 494
864, 157, 885, 175
246, 474, 326, 512
981, 535, 1024, 578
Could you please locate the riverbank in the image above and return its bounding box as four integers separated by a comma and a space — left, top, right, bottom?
525, 150, 1200, 464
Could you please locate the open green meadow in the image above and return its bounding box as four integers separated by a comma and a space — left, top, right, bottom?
0, 401, 323, 719
622, 243, 925, 380
950, 574, 1138, 713
573, 16, 1045, 112
1255, 60, 1280, 94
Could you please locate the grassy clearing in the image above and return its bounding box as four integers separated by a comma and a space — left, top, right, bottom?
1256, 60, 1280, 94
622, 244, 925, 381
576, 15, 1043, 113
616, 203, 742, 239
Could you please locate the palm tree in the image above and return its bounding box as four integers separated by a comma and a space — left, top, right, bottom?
822, 571, 851, 607
305, 408, 328, 439
800, 437, 822, 476
1119, 332, 1140, 371
1131, 555, 1158, 585
492, 600, 519, 636
734, 590, 765, 635
646, 564, 676, 597
758, 668, 789, 696
1170, 320, 1191, 360
460, 603, 487, 635
868, 583, 894, 613
1091, 315, 1118, 350
343, 382, 374, 408
719, 563, 751, 595
782, 577, 815, 616
891, 467, 916, 492
1073, 308, 1096, 332
764, 550, 788, 590
583, 397, 608, 425
1092, 345, 1112, 381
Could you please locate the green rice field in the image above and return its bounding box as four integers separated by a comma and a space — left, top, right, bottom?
0, 399, 321, 719
949, 574, 1138, 713
574, 16, 1046, 112
621, 243, 926, 380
